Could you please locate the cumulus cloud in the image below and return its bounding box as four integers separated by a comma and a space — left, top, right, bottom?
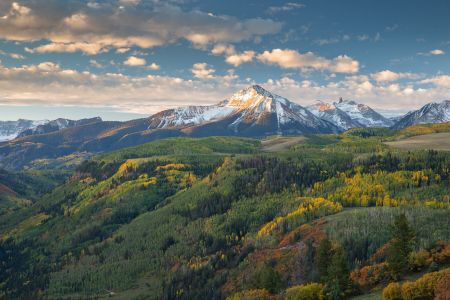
211, 44, 255, 66
191, 63, 215, 79
257, 49, 359, 73
0, 60, 449, 114
148, 63, 160, 70
225, 51, 255, 67
211, 44, 235, 56
262, 76, 449, 111
420, 75, 450, 87
0, 1, 282, 54
0, 60, 243, 114
371, 70, 419, 83
124, 56, 146, 66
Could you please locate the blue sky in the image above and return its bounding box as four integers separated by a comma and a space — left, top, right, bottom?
0, 0, 449, 120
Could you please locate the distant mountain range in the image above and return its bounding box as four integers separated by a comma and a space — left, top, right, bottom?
0, 85, 449, 169
0, 119, 47, 142
0, 117, 102, 141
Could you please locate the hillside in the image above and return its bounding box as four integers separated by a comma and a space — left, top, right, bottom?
0, 129, 449, 299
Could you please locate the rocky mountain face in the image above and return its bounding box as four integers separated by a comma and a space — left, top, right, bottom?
392, 100, 450, 129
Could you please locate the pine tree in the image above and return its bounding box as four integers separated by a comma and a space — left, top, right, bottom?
387, 214, 415, 280
315, 237, 333, 282
327, 246, 351, 299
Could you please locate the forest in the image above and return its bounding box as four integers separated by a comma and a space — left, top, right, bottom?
0, 125, 449, 299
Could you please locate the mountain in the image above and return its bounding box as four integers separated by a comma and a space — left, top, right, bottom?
307, 100, 363, 130
0, 86, 341, 169
0, 119, 47, 141
149, 85, 340, 136
18, 117, 103, 137
334, 98, 394, 128
392, 100, 450, 129
308, 98, 394, 130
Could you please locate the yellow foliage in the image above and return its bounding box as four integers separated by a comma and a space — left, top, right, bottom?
227, 289, 273, 300
257, 198, 342, 237
381, 268, 450, 300
155, 163, 189, 171
382, 282, 402, 300
284, 283, 324, 300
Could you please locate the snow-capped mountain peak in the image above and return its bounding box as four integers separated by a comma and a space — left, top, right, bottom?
0, 119, 48, 142
307, 100, 362, 130
333, 98, 394, 128
392, 100, 450, 129
148, 85, 339, 135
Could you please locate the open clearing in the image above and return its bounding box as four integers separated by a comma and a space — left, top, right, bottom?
385, 132, 450, 151
261, 136, 306, 152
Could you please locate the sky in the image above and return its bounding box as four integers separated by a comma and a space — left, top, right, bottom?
0, 0, 449, 120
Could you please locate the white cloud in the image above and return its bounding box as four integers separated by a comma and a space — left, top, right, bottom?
211, 44, 255, 66
225, 51, 255, 66
420, 75, 450, 87
0, 61, 243, 114
89, 59, 103, 68
430, 49, 445, 55
211, 44, 235, 56
0, 61, 449, 114
263, 76, 450, 111
257, 49, 359, 73
28, 42, 106, 55
0, 2, 282, 53
418, 49, 446, 56
119, 0, 141, 6
148, 63, 160, 70
191, 63, 215, 79
267, 3, 305, 14
116, 48, 131, 54
9, 53, 24, 59
371, 70, 419, 83
124, 56, 146, 66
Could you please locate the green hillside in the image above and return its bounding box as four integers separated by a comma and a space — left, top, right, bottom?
0, 131, 449, 299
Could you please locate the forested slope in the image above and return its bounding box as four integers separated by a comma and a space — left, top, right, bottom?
0, 130, 449, 299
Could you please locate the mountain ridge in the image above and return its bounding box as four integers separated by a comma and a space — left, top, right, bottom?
1, 85, 450, 169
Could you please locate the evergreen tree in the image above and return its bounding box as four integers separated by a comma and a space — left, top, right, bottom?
315, 237, 333, 282
327, 246, 351, 299
252, 264, 285, 293
387, 214, 415, 280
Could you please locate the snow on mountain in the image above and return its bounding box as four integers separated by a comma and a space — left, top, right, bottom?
0, 119, 47, 142
392, 100, 450, 129
17, 117, 103, 137
334, 98, 394, 128
307, 100, 363, 130
148, 85, 339, 135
